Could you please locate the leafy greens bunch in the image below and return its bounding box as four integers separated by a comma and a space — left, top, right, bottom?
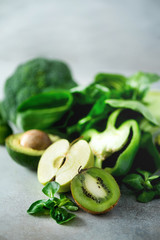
27, 182, 78, 224
123, 169, 160, 203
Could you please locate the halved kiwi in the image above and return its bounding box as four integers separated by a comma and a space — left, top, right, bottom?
71, 167, 120, 214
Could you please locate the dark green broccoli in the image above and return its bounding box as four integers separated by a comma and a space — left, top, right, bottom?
1, 58, 77, 123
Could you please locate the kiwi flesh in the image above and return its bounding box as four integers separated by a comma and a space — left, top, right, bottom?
71, 167, 120, 214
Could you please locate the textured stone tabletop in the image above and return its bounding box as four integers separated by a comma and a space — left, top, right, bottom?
0, 1, 160, 240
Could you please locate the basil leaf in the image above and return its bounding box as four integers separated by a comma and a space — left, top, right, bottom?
50, 208, 75, 224
123, 174, 144, 191
42, 182, 60, 198
105, 99, 159, 126
27, 200, 47, 214
137, 190, 156, 203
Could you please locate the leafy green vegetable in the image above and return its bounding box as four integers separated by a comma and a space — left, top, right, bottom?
1, 58, 77, 123
140, 91, 160, 134
94, 72, 160, 100
122, 174, 144, 191
27, 200, 48, 214
16, 90, 73, 130
50, 208, 75, 224
42, 182, 60, 198
68, 91, 159, 138
94, 73, 127, 91
123, 169, 160, 203
105, 99, 159, 126
27, 182, 78, 224
137, 190, 156, 203
125, 72, 160, 100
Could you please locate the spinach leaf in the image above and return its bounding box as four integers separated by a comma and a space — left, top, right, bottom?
125, 72, 160, 100
94, 73, 127, 91
50, 208, 75, 224
122, 174, 144, 191
27, 182, 78, 224
94, 72, 160, 100
59, 193, 78, 211
27, 200, 48, 214
42, 182, 60, 198
136, 169, 151, 181
123, 168, 160, 203
137, 191, 156, 203
105, 99, 159, 126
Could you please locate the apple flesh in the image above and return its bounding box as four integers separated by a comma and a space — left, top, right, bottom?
37, 139, 94, 192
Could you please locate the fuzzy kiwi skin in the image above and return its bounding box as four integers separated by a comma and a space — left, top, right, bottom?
71, 168, 121, 215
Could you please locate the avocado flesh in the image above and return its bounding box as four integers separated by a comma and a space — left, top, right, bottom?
6, 133, 59, 170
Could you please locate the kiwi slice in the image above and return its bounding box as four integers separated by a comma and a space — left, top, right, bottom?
71, 167, 120, 214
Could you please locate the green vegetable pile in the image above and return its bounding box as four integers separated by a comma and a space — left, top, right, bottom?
27, 182, 78, 224
1, 57, 160, 224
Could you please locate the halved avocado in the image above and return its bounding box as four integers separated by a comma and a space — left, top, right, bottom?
6, 132, 60, 170
0, 121, 13, 145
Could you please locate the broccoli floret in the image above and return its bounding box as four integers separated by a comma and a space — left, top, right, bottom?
1, 58, 77, 123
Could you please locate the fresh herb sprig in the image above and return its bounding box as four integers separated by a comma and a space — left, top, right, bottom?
123, 169, 160, 203
27, 182, 78, 224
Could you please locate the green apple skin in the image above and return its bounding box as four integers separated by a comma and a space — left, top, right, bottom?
37, 139, 94, 192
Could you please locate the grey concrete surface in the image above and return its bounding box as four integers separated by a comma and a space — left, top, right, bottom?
0, 0, 160, 240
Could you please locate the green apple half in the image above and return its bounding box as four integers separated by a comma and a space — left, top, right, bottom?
37, 139, 94, 192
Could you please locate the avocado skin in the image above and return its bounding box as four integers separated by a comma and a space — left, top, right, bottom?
0, 123, 12, 145
6, 141, 40, 170
5, 133, 60, 170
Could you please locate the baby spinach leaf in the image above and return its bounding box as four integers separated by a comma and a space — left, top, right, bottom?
27, 200, 48, 214
59, 193, 78, 211
105, 99, 159, 126
42, 182, 60, 198
27, 181, 78, 224
50, 208, 75, 224
136, 169, 151, 181
123, 168, 160, 203
126, 72, 160, 100
94, 73, 127, 91
122, 174, 144, 191
137, 190, 156, 203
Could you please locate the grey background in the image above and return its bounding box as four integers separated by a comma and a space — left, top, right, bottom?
0, 0, 160, 240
